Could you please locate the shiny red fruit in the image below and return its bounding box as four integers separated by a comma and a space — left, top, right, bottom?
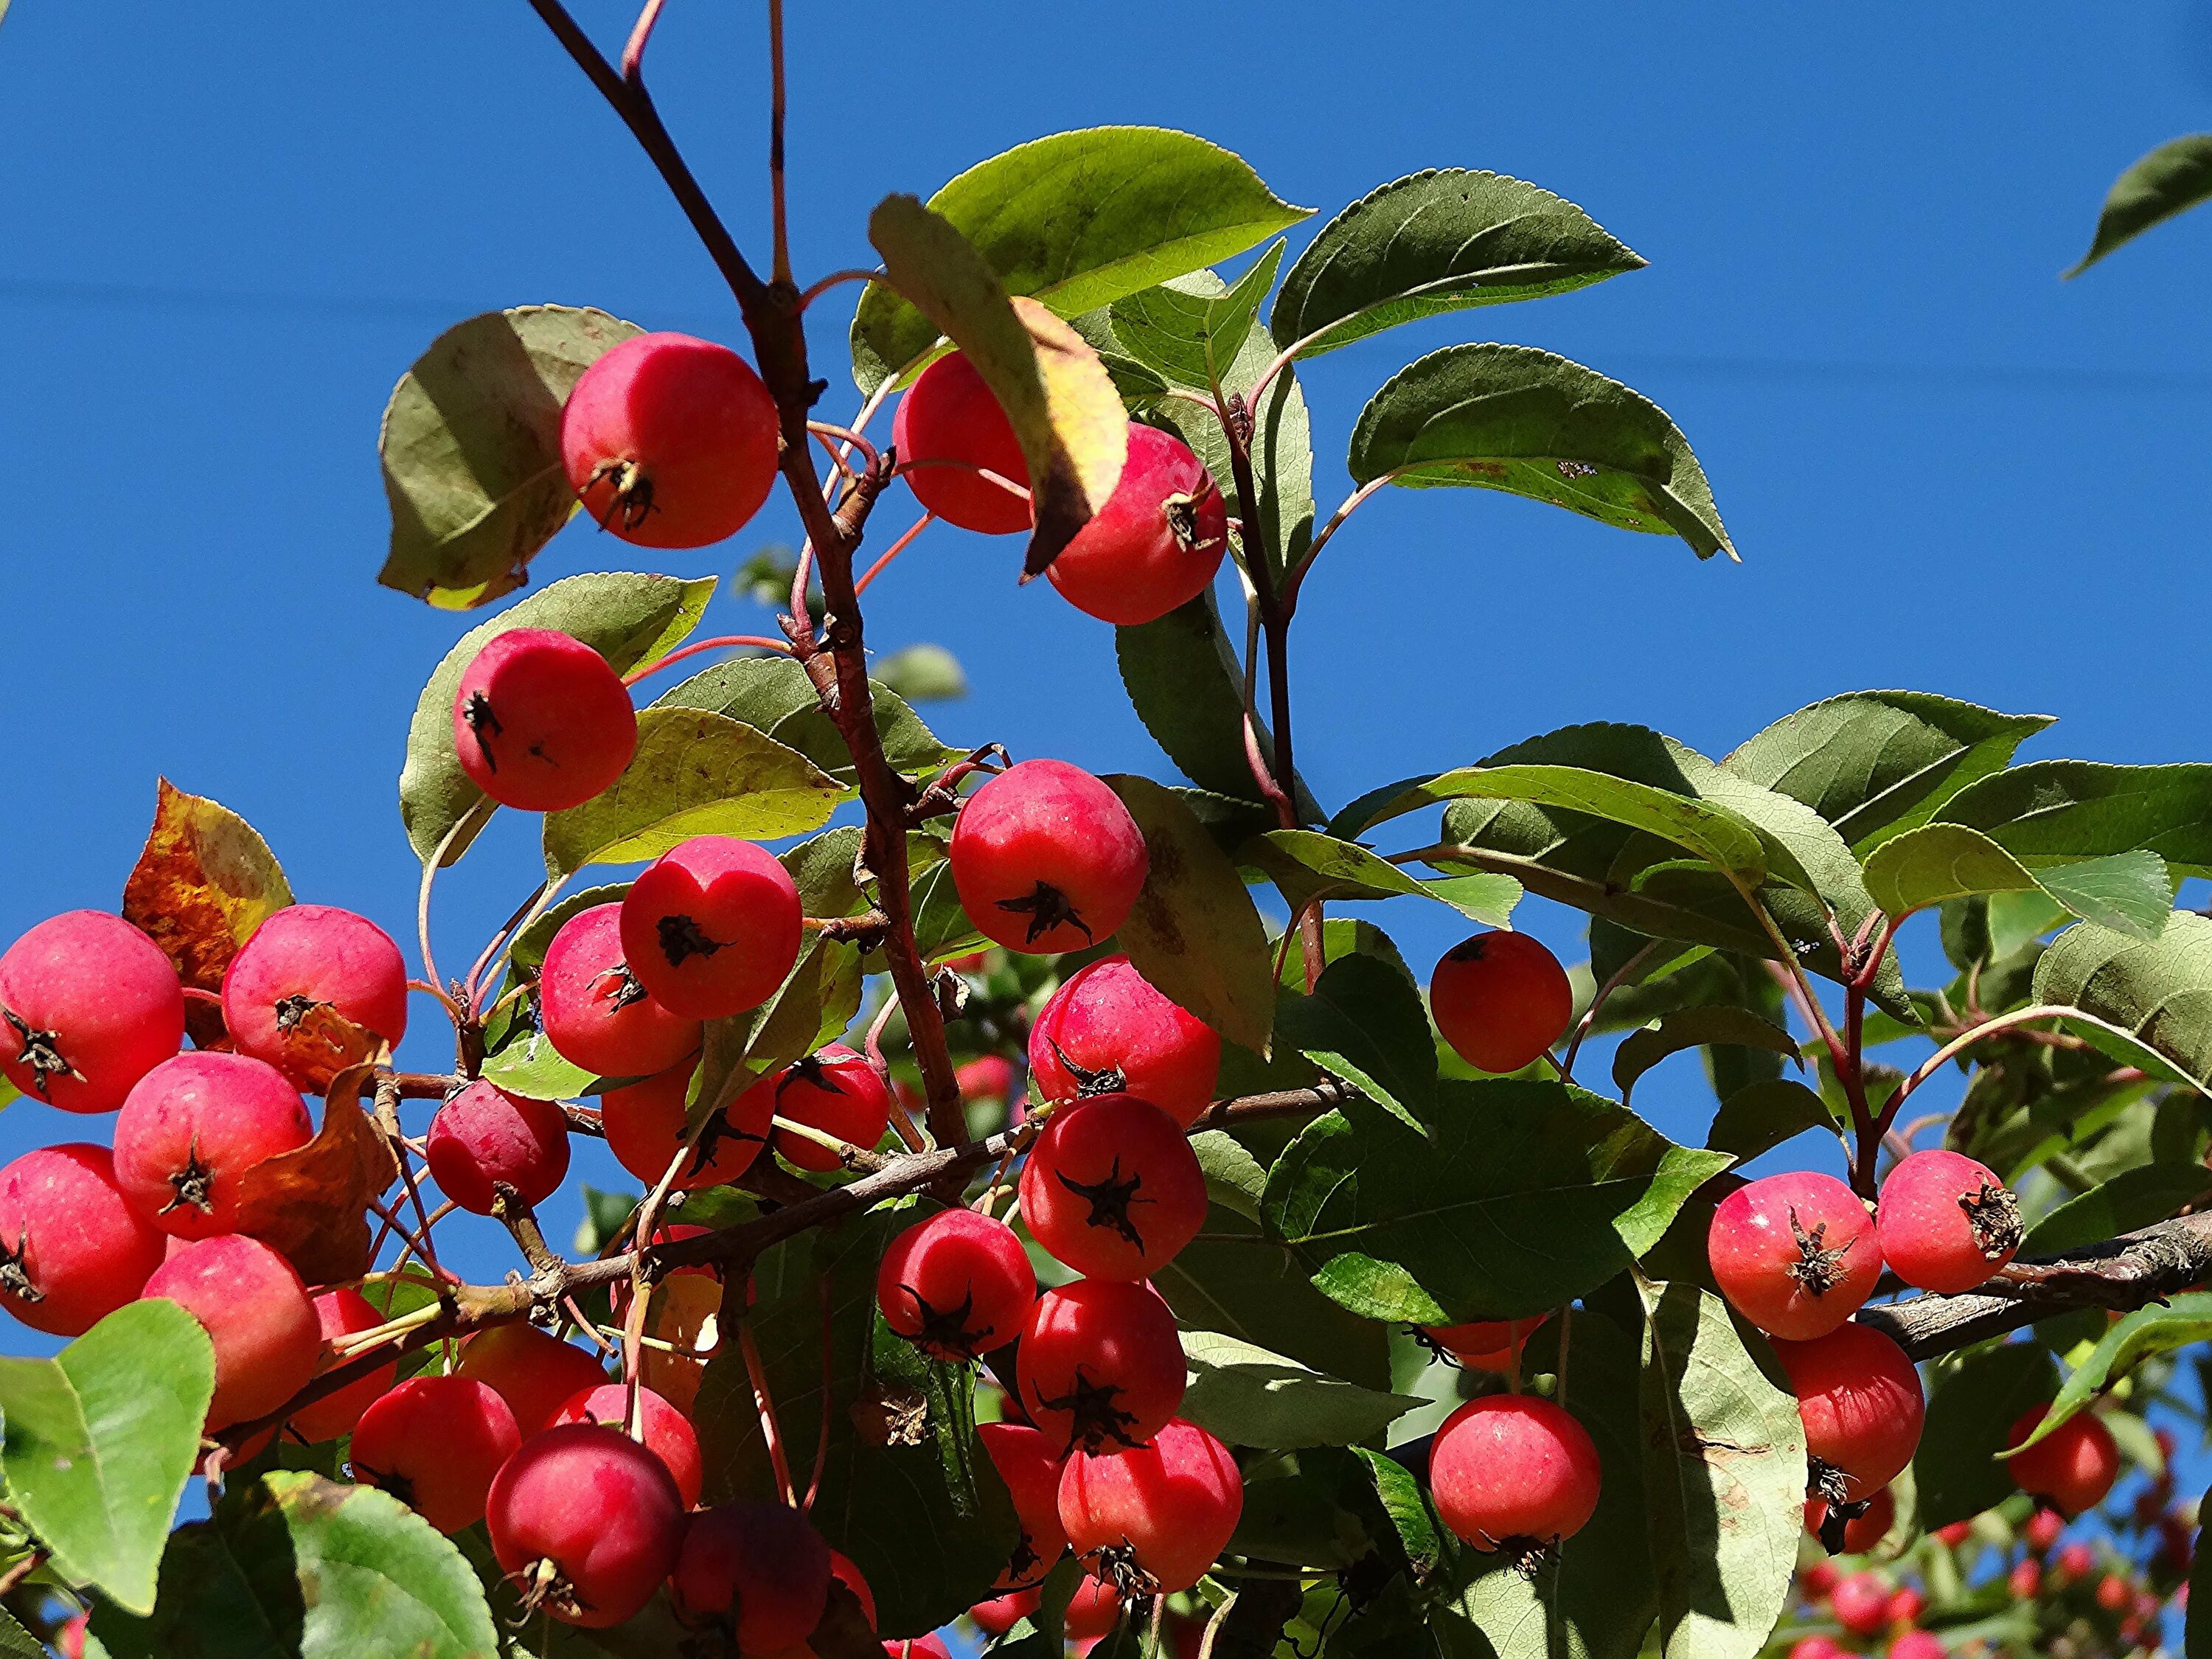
1876, 1149, 2023, 1295
425, 1079, 571, 1215
1429, 931, 1573, 1074
456, 1321, 610, 1437
950, 762, 1148, 956
453, 629, 638, 813
0, 910, 184, 1113
1708, 1171, 1881, 1340
600, 1062, 771, 1192
1046, 422, 1228, 625
112, 1051, 311, 1240
2024, 1507, 2064, 1552
619, 835, 802, 1020
2006, 1407, 2121, 1517
287, 1287, 398, 1443
349, 1374, 521, 1533
562, 332, 779, 549
1420, 1314, 1548, 1372
1058, 1416, 1242, 1594
1028, 954, 1221, 1127
893, 352, 1031, 535
1019, 1093, 1206, 1280
978, 1420, 1068, 1588
877, 1208, 1036, 1363
1430, 1394, 1601, 1553
760, 1044, 894, 1174
221, 905, 408, 1090
969, 1585, 1041, 1635
1829, 1571, 1891, 1637
1772, 1323, 1925, 1501
487, 1425, 685, 1628
1063, 1576, 1124, 1641
538, 903, 701, 1079
1018, 1279, 1186, 1455
143, 1234, 319, 1430
549, 1382, 702, 1509
669, 1500, 831, 1652
0, 1144, 166, 1335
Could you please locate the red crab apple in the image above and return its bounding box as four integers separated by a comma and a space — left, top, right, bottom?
893, 350, 1032, 535
876, 1207, 1037, 1363
2005, 1407, 2121, 1517
618, 835, 802, 1020
1063, 1576, 1124, 1641
538, 903, 701, 1079
220, 905, 408, 1090
1017, 1278, 1186, 1455
0, 910, 184, 1114
1429, 931, 1573, 1074
950, 761, 1148, 955
600, 1062, 771, 1192
1875, 1149, 2023, 1295
1772, 1322, 1926, 1501
142, 1233, 319, 1430
969, 1586, 1041, 1635
1058, 1416, 1243, 1594
286, 1287, 399, 1443
1828, 1571, 1891, 1638
1018, 1093, 1206, 1281
456, 1321, 610, 1437
1805, 1484, 1896, 1554
759, 1044, 894, 1174
1421, 1314, 1550, 1372
349, 1374, 521, 1533
425, 1079, 571, 1215
669, 1500, 832, 1652
548, 1382, 702, 1509
1045, 422, 1228, 626
1707, 1170, 1881, 1340
978, 1420, 1069, 1589
1027, 954, 1221, 1127
113, 1051, 313, 1240
561, 331, 780, 549
488, 1425, 685, 1629
0, 1144, 166, 1336
453, 629, 638, 813
1428, 1394, 1601, 1556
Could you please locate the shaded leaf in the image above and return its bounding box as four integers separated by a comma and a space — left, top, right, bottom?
1263, 1079, 1731, 1322
1916, 1343, 2059, 1529
1271, 169, 1644, 356
2068, 133, 2212, 276
872, 643, 968, 703
229, 1069, 398, 1284
1347, 344, 1733, 559
2035, 851, 2174, 939
1105, 774, 1275, 1054
2032, 912, 2212, 1093
1936, 760, 2212, 877
689, 934, 864, 1127
1705, 1079, 1836, 1163
1109, 242, 1283, 392
540, 707, 841, 878
1865, 825, 2168, 940
2014, 1293, 2212, 1455
852, 128, 1310, 392
1245, 829, 1521, 927
0, 1301, 214, 1615
1613, 1007, 1798, 1105
1179, 1330, 1423, 1450
378, 305, 640, 607
1634, 1279, 1805, 1659
2020, 1161, 2212, 1255
653, 655, 956, 786
399, 572, 714, 866
1274, 953, 1436, 1129
868, 198, 1129, 574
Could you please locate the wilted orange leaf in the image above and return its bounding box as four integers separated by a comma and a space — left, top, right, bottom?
230, 1064, 399, 1286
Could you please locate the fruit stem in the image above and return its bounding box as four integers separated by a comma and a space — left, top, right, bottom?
797, 267, 886, 310
1559, 940, 1662, 1082
804, 1274, 833, 1512
737, 1318, 799, 1506
619, 634, 795, 688
852, 512, 937, 597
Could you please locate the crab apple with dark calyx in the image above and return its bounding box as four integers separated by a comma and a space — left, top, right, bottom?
1419, 1313, 1549, 1371
1707, 1170, 1880, 1340
619, 835, 801, 1021
877, 1207, 1036, 1363
969, 1585, 1042, 1636
349, 1374, 521, 1534
978, 1420, 1069, 1589
761, 1043, 894, 1173
669, 1499, 832, 1652
1772, 1322, 1926, 1503
425, 1079, 571, 1215
1875, 1149, 2023, 1295
950, 760, 1148, 955
220, 905, 408, 1091
548, 1382, 702, 1508
2005, 1407, 2121, 1517
600, 1062, 771, 1192
1027, 954, 1221, 1127
113, 1051, 313, 1240
892, 349, 1032, 535
1805, 1484, 1895, 1555
561, 331, 779, 549
1018, 1093, 1206, 1281
1828, 1571, 1891, 1638
0, 1144, 166, 1336
1063, 1576, 1124, 1641
1429, 931, 1574, 1075
538, 903, 701, 1079
453, 629, 638, 813
489, 1424, 685, 1630
456, 1321, 611, 1437
142, 1234, 319, 1430
1018, 1278, 1186, 1455
1045, 422, 1228, 626
1429, 1394, 1602, 1562
286, 1287, 399, 1443
0, 910, 184, 1113
1058, 1416, 1242, 1596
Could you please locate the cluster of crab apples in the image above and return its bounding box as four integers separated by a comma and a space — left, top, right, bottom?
1709, 1157, 2122, 1560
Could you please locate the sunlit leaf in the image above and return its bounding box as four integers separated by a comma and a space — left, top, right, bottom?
2067, 133, 2212, 276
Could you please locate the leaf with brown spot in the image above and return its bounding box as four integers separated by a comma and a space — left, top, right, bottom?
229, 1065, 398, 1285
121, 779, 293, 1046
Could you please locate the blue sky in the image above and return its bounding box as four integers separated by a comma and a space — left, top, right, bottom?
2, 1, 2211, 1576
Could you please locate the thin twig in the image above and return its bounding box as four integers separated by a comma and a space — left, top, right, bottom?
740, 1320, 797, 1506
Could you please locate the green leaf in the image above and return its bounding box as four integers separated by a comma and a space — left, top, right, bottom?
1109, 243, 1284, 392
377, 305, 642, 608
2034, 851, 2174, 939
871, 643, 968, 703
850, 128, 1310, 392
478, 1023, 602, 1101
1263, 1079, 1732, 1322
689, 934, 865, 1125
2067, 133, 2212, 275
907, 842, 988, 965
1102, 774, 1276, 1054
2021, 1162, 2212, 1255
0, 1609, 35, 1659
653, 655, 956, 785
1155, 306, 1316, 579
1705, 1079, 1836, 1163
398, 572, 714, 866
1722, 692, 2052, 854
1865, 825, 2170, 940
1613, 1006, 1799, 1105
782, 827, 869, 920
1346, 344, 1733, 560
1936, 760, 2212, 877
540, 707, 841, 878
1916, 1343, 2059, 1529
1245, 829, 1521, 929
2013, 1293, 2212, 1458
1274, 953, 1437, 1128
1634, 1279, 1805, 1659
1178, 1330, 1422, 1450
2031, 912, 2212, 1093
0, 1301, 213, 1615
867, 197, 1128, 576
90, 1471, 498, 1658
1270, 169, 1644, 357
